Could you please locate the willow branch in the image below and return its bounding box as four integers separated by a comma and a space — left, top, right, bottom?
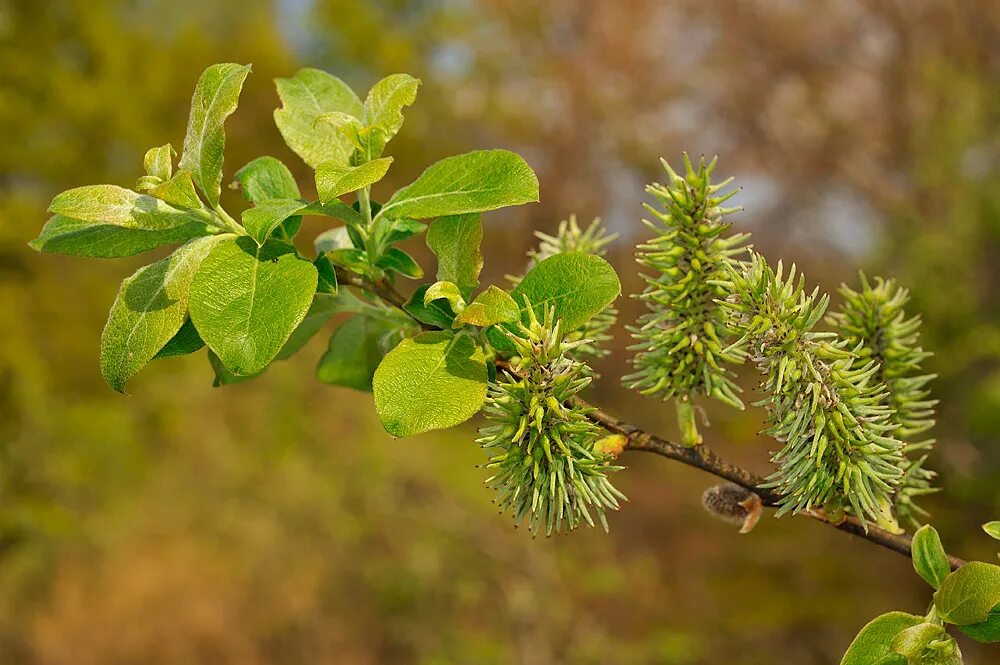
334, 267, 967, 571
580, 401, 966, 571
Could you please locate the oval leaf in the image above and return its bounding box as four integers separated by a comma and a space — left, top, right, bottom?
839, 612, 924, 665
100, 235, 226, 392
890, 622, 947, 660
424, 280, 466, 313
404, 286, 456, 329
144, 143, 174, 181
427, 213, 483, 298
153, 318, 205, 359
241, 198, 308, 246
234, 156, 301, 203
983, 521, 1000, 541
373, 331, 487, 437
48, 185, 205, 230
316, 157, 393, 203
178, 63, 252, 206
150, 171, 204, 209
934, 561, 1000, 625
275, 294, 341, 361
379, 150, 539, 220
30, 215, 208, 258
376, 247, 423, 279
958, 603, 1000, 643
362, 73, 420, 156
274, 68, 363, 168
189, 236, 318, 375
454, 286, 519, 328
512, 252, 621, 330
317, 316, 397, 391
912, 525, 951, 589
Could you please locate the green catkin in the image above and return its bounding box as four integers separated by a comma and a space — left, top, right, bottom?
623, 154, 749, 445
476, 303, 625, 535
511, 215, 619, 361
827, 274, 938, 528
720, 253, 906, 526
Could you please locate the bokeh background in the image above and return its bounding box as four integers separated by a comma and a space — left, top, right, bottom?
1, 1, 999, 663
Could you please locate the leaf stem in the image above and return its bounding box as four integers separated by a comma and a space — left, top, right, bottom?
211, 204, 245, 235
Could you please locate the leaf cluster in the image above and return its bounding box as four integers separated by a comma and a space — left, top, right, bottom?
840, 523, 1000, 664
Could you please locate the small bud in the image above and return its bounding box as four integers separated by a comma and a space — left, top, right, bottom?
701, 483, 763, 534
594, 434, 627, 458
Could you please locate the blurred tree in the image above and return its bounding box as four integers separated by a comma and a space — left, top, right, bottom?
1, 0, 997, 663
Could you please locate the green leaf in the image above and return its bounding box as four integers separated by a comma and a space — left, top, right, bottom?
317, 316, 397, 391
372, 331, 488, 437
152, 318, 205, 359
314, 226, 356, 253
274, 68, 363, 168
48, 185, 206, 230
513, 252, 621, 330
426, 213, 483, 298
29, 215, 208, 258
378, 218, 426, 245
404, 285, 456, 329
454, 286, 518, 328
314, 111, 365, 151
241, 198, 309, 246
233, 156, 300, 203
958, 603, 1000, 643
913, 525, 951, 589
934, 562, 1000, 625
149, 171, 204, 209
208, 349, 265, 387
233, 157, 303, 241
890, 622, 947, 661
379, 149, 539, 220
983, 522, 1000, 541
144, 143, 174, 181
328, 248, 368, 274
839, 612, 924, 665
178, 63, 252, 206
302, 200, 365, 228
275, 293, 343, 361
362, 73, 420, 156
100, 235, 226, 392
376, 247, 423, 279
314, 254, 339, 294
189, 236, 318, 375
424, 281, 466, 313
316, 157, 393, 203
136, 175, 162, 192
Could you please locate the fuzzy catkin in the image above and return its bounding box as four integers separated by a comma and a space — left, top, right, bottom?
623, 155, 749, 442
701, 483, 763, 533
476, 304, 625, 535
828, 274, 938, 527
720, 253, 906, 526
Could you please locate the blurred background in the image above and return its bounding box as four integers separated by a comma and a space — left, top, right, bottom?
1, 0, 998, 662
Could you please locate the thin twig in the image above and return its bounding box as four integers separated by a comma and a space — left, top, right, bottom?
335, 268, 967, 571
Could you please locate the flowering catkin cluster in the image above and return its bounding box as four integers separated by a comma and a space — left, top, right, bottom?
624, 155, 749, 444
513, 215, 619, 360
827, 274, 937, 527
720, 253, 906, 525
477, 305, 625, 534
